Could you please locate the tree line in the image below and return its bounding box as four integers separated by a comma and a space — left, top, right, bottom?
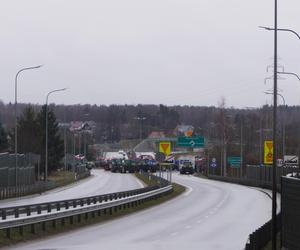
1, 100, 300, 167
0, 104, 63, 175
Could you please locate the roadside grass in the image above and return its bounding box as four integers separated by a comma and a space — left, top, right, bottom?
48, 170, 76, 187
193, 172, 209, 179
0, 173, 185, 248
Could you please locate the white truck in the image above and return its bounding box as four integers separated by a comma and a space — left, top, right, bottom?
178, 155, 195, 174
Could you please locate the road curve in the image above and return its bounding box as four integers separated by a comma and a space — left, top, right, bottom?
0, 169, 143, 208
4, 173, 272, 250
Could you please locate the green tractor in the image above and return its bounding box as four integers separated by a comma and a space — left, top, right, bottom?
122, 159, 136, 173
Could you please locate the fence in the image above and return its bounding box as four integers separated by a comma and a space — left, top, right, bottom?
281, 174, 300, 250
209, 165, 299, 191
0, 153, 39, 187
245, 165, 299, 189
245, 213, 281, 250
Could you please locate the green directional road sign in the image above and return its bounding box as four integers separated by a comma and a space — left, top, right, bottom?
177, 136, 204, 148
227, 157, 241, 168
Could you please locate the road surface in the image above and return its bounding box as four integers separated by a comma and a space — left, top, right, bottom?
0, 169, 143, 208
5, 172, 274, 250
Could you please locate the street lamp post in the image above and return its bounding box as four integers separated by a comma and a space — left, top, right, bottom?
277, 71, 300, 175
135, 117, 146, 140
45, 88, 66, 181
260, 4, 279, 248
14, 65, 42, 189
259, 26, 300, 40
264, 91, 286, 158
277, 71, 300, 82
272, 2, 278, 249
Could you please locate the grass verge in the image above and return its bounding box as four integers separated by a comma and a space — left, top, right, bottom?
0, 173, 185, 248
48, 170, 76, 187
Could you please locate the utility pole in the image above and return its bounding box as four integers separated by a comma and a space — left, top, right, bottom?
240, 121, 243, 178
272, 1, 278, 248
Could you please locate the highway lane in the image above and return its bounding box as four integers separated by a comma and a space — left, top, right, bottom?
7, 172, 273, 250
0, 169, 143, 208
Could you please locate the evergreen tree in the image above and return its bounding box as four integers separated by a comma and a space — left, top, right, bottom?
13, 106, 40, 154
0, 122, 8, 152
37, 105, 64, 174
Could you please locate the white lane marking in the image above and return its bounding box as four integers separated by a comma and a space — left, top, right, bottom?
170, 232, 178, 236
183, 185, 193, 196
197, 220, 202, 224
134, 175, 146, 188
185, 225, 192, 229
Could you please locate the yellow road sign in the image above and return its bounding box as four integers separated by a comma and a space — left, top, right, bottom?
264, 140, 273, 165
159, 142, 171, 156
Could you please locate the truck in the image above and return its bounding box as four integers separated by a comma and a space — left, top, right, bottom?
177, 155, 195, 174
179, 161, 195, 174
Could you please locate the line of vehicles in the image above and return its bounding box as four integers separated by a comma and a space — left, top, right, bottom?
95, 151, 197, 175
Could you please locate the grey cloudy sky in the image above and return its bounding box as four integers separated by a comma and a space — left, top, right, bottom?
1, 0, 300, 107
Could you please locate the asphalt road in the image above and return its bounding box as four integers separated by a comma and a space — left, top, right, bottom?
6, 172, 273, 250
0, 169, 143, 208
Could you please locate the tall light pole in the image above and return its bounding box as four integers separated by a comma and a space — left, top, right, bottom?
14, 65, 42, 189
135, 116, 146, 140
259, 2, 279, 249
259, 26, 300, 40
45, 88, 66, 181
264, 91, 286, 158
277, 71, 300, 82
272, 1, 278, 248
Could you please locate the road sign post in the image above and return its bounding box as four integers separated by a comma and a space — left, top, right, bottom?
159, 142, 171, 156
264, 141, 273, 165
227, 157, 241, 168
210, 157, 217, 175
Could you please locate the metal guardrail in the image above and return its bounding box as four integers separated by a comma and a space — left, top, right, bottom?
0, 174, 173, 238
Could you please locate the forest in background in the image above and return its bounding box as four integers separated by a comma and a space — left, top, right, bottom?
1, 100, 300, 166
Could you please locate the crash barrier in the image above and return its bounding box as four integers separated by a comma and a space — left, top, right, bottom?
245, 213, 281, 250
281, 174, 300, 250
0, 153, 39, 187
0, 174, 172, 239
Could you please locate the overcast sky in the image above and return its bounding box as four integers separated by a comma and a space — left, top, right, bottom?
1, 0, 300, 107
